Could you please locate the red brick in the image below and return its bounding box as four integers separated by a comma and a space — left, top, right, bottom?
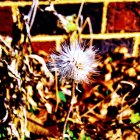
0, 6, 13, 36
32, 41, 56, 54
106, 2, 140, 32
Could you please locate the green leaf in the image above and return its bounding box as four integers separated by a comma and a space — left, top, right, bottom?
69, 131, 74, 137
66, 22, 77, 33
24, 135, 29, 140
86, 136, 91, 140
109, 57, 113, 62
58, 91, 66, 102
73, 137, 78, 140
65, 14, 78, 33
130, 113, 140, 124
81, 134, 91, 140
81, 134, 86, 140
29, 105, 35, 114
2, 133, 5, 138
105, 90, 109, 95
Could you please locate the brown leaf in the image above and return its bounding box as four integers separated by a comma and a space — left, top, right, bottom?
27, 118, 60, 138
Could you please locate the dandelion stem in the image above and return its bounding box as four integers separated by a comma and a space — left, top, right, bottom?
62, 80, 76, 140
55, 70, 59, 112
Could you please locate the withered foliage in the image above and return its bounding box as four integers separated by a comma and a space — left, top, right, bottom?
0, 3, 140, 140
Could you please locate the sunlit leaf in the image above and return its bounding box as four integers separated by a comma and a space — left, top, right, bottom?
86, 136, 91, 140
73, 137, 78, 140
109, 57, 113, 62
81, 134, 91, 140
81, 134, 86, 140
66, 22, 77, 33
65, 14, 78, 33
130, 113, 140, 124
69, 131, 74, 137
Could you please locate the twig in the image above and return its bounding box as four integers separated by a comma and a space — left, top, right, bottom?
119, 81, 135, 124
81, 85, 120, 118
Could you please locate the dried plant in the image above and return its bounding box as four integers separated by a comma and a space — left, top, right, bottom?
0, 0, 140, 140
49, 40, 98, 139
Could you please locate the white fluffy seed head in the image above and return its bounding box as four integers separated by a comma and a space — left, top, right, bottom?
50, 41, 98, 83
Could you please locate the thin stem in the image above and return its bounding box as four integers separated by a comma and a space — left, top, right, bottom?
55, 70, 59, 112
29, 0, 38, 30
77, 0, 85, 24
62, 80, 76, 140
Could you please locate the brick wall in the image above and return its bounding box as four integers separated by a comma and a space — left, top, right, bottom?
0, 0, 140, 55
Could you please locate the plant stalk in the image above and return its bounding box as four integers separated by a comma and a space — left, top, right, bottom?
62, 80, 76, 140
55, 70, 59, 112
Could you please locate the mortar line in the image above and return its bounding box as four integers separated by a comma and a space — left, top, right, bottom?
1, 0, 140, 7
133, 35, 140, 56
101, 2, 109, 33
31, 33, 140, 42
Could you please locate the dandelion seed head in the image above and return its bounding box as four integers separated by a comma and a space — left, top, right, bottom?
50, 41, 98, 83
